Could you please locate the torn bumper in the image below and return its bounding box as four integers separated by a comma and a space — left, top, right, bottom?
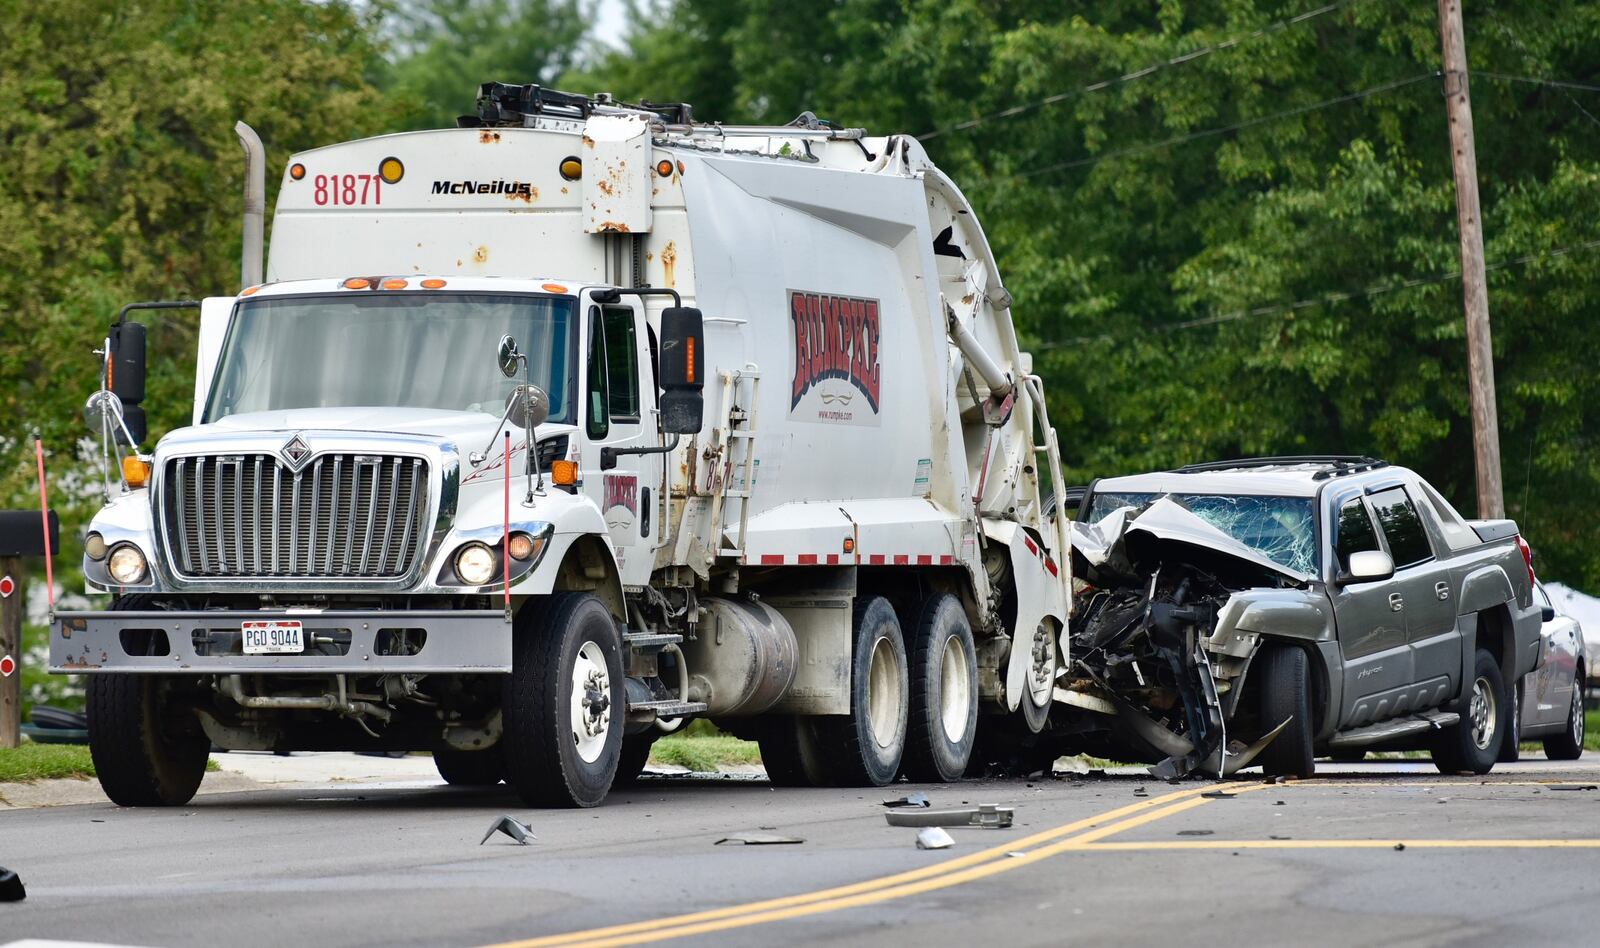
50, 609, 511, 674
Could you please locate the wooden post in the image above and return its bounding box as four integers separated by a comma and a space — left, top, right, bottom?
1438, 0, 1505, 519
0, 558, 20, 749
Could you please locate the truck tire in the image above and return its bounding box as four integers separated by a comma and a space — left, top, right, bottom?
756, 718, 817, 787
433, 747, 504, 786
502, 593, 625, 807
1543, 671, 1586, 761
86, 596, 210, 807
613, 734, 656, 786
1498, 680, 1523, 763
806, 596, 909, 786
903, 594, 977, 782
1431, 648, 1508, 776
1255, 645, 1316, 779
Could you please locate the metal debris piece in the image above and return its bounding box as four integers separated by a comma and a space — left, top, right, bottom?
916, 827, 955, 850
1393, 843, 1406, 851
1269, 835, 1292, 840
1200, 790, 1234, 799
715, 833, 804, 845
1006, 851, 1027, 858
1550, 784, 1599, 791
885, 803, 1014, 829
883, 793, 931, 808
1177, 829, 1214, 836
480, 815, 537, 845
0, 866, 25, 902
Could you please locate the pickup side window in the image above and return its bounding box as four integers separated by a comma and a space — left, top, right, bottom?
1334, 498, 1380, 571
1368, 487, 1434, 568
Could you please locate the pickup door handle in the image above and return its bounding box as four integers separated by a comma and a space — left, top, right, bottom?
1388, 593, 1405, 612
1434, 581, 1450, 602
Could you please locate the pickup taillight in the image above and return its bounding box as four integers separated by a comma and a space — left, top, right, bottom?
1517, 536, 1536, 587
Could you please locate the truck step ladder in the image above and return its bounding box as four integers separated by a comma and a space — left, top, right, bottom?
706, 369, 760, 561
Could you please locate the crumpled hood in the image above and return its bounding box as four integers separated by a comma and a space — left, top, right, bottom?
1071, 496, 1311, 585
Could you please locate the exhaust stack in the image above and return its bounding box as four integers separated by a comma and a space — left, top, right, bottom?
235, 121, 265, 289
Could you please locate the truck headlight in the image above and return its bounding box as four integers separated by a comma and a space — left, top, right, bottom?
107, 544, 148, 585
454, 542, 498, 586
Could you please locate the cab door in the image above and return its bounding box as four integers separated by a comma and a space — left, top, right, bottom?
1368, 485, 1461, 694
1329, 493, 1413, 726
578, 295, 658, 587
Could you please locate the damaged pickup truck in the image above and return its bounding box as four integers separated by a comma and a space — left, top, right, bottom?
1057, 456, 1542, 779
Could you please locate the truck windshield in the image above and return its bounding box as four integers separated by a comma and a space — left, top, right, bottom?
204, 293, 575, 423
1088, 491, 1317, 575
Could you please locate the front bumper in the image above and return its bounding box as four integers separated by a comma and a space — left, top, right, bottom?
50, 609, 510, 674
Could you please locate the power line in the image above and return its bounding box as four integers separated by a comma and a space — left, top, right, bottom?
973, 72, 1438, 187
1476, 72, 1600, 95
919, 0, 1372, 141
1034, 236, 1600, 349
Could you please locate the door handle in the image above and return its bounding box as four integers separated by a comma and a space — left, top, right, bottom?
1388, 593, 1404, 612
1434, 581, 1450, 602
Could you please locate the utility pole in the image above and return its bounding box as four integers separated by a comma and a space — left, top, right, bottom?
1438, 0, 1505, 519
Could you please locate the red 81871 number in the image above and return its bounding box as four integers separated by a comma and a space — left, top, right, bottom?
312, 173, 381, 206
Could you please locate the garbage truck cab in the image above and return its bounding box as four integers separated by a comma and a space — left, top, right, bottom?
53, 86, 1072, 807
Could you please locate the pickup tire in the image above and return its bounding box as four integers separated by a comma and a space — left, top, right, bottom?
1431, 648, 1508, 776
1543, 670, 1586, 761
433, 747, 504, 786
1255, 644, 1316, 779
1498, 680, 1523, 763
902, 594, 978, 782
502, 593, 625, 807
806, 596, 909, 786
86, 596, 210, 807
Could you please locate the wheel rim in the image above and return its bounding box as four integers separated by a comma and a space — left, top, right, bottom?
570, 640, 611, 764
1573, 687, 1585, 746
1028, 624, 1056, 706
1469, 675, 1497, 751
939, 634, 973, 744
867, 636, 901, 749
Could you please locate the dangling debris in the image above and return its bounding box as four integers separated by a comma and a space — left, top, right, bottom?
480, 815, 537, 845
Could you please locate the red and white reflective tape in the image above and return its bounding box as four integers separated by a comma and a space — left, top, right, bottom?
1021, 534, 1058, 575
754, 553, 957, 566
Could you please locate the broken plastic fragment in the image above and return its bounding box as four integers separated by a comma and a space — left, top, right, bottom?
883, 793, 931, 808
916, 827, 955, 850
480, 815, 537, 845
885, 804, 1014, 828
0, 866, 24, 902
715, 833, 804, 845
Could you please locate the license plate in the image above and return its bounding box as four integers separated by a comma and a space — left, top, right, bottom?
242, 620, 304, 655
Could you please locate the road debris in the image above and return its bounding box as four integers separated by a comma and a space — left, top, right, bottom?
480, 815, 537, 845
1200, 790, 1234, 799
715, 833, 804, 845
1393, 843, 1406, 851
0, 866, 24, 902
916, 827, 955, 850
1177, 829, 1214, 836
883, 793, 931, 808
885, 804, 1014, 829
1549, 784, 1598, 791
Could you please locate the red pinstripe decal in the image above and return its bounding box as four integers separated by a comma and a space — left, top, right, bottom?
1045, 558, 1059, 576
893, 554, 909, 565
797, 554, 818, 565
1024, 536, 1038, 555
760, 554, 785, 565
869, 554, 885, 565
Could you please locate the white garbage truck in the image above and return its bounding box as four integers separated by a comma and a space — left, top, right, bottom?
52, 86, 1071, 807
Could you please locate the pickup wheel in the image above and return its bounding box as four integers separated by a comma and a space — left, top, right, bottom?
502, 593, 625, 807
1432, 648, 1508, 776
806, 596, 909, 786
86, 596, 210, 807
1542, 670, 1585, 761
902, 594, 978, 782
1255, 645, 1316, 779
1498, 680, 1523, 763
433, 747, 504, 786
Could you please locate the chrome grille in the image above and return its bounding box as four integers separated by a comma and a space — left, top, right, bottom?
162, 453, 429, 579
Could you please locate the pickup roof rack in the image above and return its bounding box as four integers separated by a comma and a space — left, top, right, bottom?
1174, 455, 1390, 480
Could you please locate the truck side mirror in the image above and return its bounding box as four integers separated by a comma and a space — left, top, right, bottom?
659, 307, 704, 435
506, 384, 550, 430
108, 321, 147, 444
1337, 549, 1394, 586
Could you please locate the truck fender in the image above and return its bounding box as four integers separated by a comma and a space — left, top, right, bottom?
1213, 591, 1338, 738
1457, 564, 1513, 616
981, 519, 1068, 712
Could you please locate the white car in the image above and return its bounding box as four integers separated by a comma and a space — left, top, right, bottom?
1503, 582, 1586, 761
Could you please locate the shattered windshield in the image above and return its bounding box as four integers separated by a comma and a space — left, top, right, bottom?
1087, 491, 1317, 575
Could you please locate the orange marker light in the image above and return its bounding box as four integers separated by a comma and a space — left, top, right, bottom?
541, 283, 568, 294
378, 156, 405, 184
843, 537, 855, 553
382, 278, 408, 290
685, 337, 696, 384
420, 278, 447, 289
240, 285, 261, 297
656, 159, 674, 177
550, 460, 579, 486
122, 456, 151, 488
289, 163, 306, 181
676, 160, 686, 175
342, 277, 370, 290
559, 157, 582, 180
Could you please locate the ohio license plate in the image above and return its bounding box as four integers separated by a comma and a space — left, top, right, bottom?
242, 620, 304, 655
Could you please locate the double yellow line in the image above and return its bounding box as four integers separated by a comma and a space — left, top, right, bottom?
485, 783, 1261, 948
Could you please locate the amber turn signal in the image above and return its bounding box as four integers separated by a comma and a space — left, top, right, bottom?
382, 278, 408, 290
342, 277, 370, 290
122, 456, 152, 488
550, 459, 579, 486
420, 278, 447, 289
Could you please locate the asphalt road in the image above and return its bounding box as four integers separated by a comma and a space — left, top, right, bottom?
5, 757, 1600, 948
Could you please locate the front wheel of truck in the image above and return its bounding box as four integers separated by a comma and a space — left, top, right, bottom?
502, 593, 625, 807
1256, 644, 1316, 779
1431, 648, 1508, 776
87, 596, 210, 807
